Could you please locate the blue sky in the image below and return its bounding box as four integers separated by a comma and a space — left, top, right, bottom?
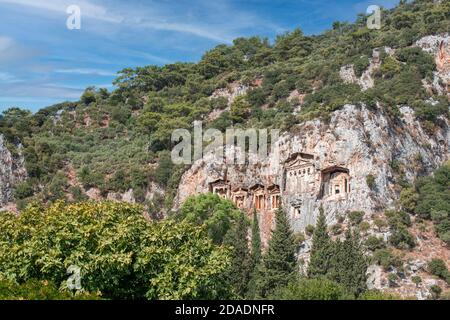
0, 0, 399, 113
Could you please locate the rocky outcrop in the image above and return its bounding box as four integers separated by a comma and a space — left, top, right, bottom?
207, 82, 250, 121
104, 182, 164, 204
341, 35, 450, 99
339, 49, 381, 91
0, 135, 27, 209
339, 65, 358, 85
415, 34, 450, 98
175, 104, 450, 244
385, 219, 450, 299
211, 82, 249, 106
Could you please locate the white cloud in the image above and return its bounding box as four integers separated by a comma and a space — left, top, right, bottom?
55, 68, 117, 76
134, 20, 234, 44
0, 82, 83, 99
0, 0, 281, 43
122, 49, 174, 65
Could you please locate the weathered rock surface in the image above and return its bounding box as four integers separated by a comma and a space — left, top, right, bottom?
339, 49, 380, 91
175, 104, 450, 244
415, 34, 450, 98
0, 134, 27, 209
211, 81, 249, 106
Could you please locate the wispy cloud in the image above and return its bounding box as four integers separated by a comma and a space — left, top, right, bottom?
0, 82, 83, 99
55, 68, 117, 76
133, 19, 235, 44
0, 0, 280, 43
123, 0, 284, 43
0, 72, 22, 83
0, 0, 123, 23
121, 49, 174, 65
0, 36, 40, 66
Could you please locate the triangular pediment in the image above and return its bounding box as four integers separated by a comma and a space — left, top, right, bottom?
285, 157, 314, 170
284, 152, 314, 168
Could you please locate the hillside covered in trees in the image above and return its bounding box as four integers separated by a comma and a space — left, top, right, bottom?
0, 0, 449, 300
1, 0, 448, 212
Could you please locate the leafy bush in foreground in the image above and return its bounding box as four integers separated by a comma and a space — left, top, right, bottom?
270, 278, 351, 300
0, 201, 231, 300
0, 279, 100, 300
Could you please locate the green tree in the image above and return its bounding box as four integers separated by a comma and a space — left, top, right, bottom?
256, 208, 297, 298
0, 279, 101, 300
250, 210, 262, 267
224, 212, 252, 298
308, 209, 333, 278
80, 87, 97, 105
399, 187, 419, 213
0, 201, 231, 300
270, 278, 350, 300
178, 193, 241, 244
230, 95, 251, 123
247, 210, 262, 298
329, 229, 367, 297
358, 290, 401, 300
428, 259, 450, 284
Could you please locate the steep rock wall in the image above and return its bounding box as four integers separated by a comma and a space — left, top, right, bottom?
175, 105, 450, 244
0, 134, 27, 209
415, 34, 450, 98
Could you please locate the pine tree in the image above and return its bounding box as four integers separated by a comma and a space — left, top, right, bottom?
329, 229, 367, 297
256, 207, 297, 298
307, 208, 333, 278
251, 210, 262, 267
224, 212, 252, 298
246, 210, 262, 298
338, 229, 367, 297
351, 231, 368, 297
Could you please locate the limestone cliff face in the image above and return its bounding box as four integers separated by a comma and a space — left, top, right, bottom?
339, 48, 380, 91
415, 34, 450, 98
0, 134, 27, 209
175, 105, 450, 244
175, 34, 450, 245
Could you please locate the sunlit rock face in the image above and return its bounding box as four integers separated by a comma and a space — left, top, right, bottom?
175, 104, 450, 245
0, 134, 27, 209
415, 34, 450, 98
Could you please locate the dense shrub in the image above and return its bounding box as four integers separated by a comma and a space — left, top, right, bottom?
372, 249, 401, 271
428, 259, 450, 284
13, 181, 34, 200
389, 225, 415, 250
365, 236, 386, 251
395, 47, 435, 78
366, 175, 376, 190
178, 193, 242, 244
270, 278, 351, 300
0, 202, 231, 300
358, 290, 401, 300
348, 211, 365, 225
414, 162, 450, 245
353, 56, 370, 77
385, 210, 415, 249
0, 279, 101, 300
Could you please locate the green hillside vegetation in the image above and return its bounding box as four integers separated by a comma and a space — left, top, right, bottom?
0, 0, 448, 213
400, 161, 450, 245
